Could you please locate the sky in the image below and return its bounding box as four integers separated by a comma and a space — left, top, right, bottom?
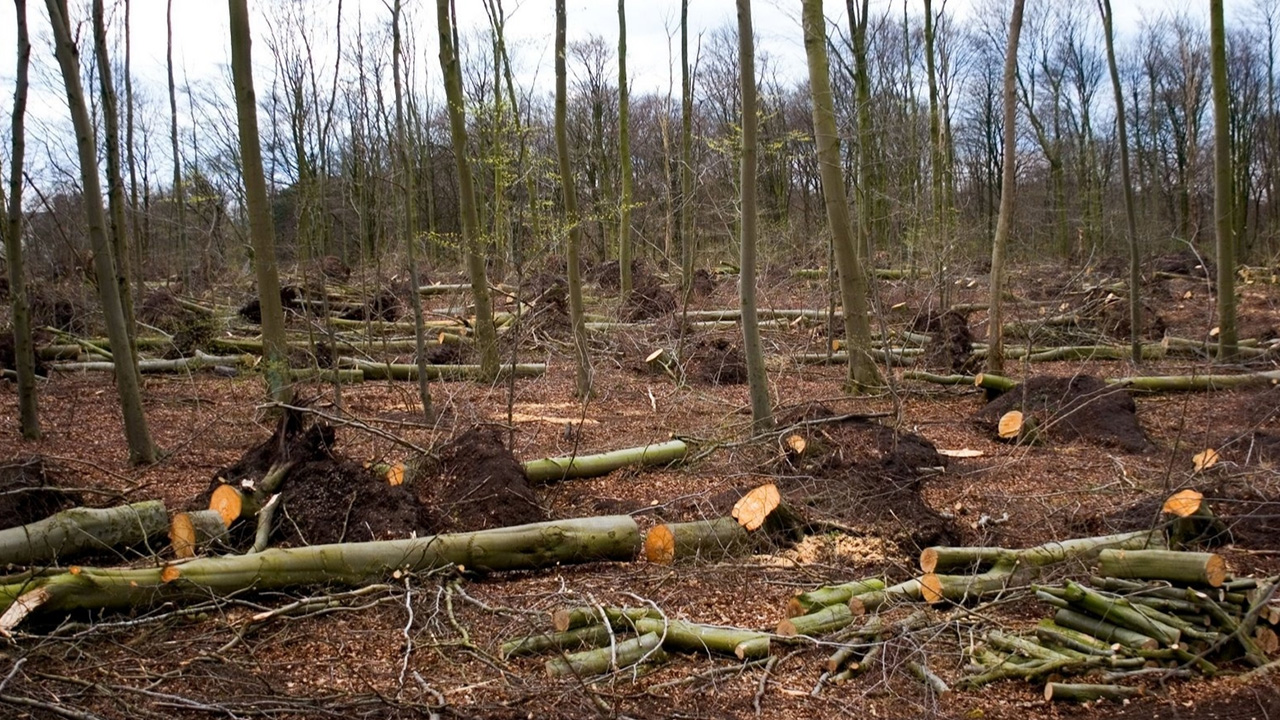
0, 0, 1232, 185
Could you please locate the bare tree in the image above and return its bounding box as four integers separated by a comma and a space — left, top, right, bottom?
2, 0, 38, 439
167, 0, 187, 286
802, 0, 881, 391
45, 0, 156, 463
1211, 0, 1238, 359
618, 0, 634, 298
229, 0, 291, 401
736, 0, 772, 430
986, 0, 1026, 376
556, 0, 593, 399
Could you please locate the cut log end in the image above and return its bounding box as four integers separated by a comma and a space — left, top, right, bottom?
775, 618, 799, 637
169, 513, 198, 560
552, 608, 573, 633
644, 524, 676, 564
785, 597, 807, 618
997, 410, 1025, 440
920, 573, 944, 604
1162, 489, 1204, 518
785, 434, 807, 456
920, 547, 939, 574
209, 485, 243, 527
1192, 449, 1221, 473
732, 483, 781, 532
161, 566, 181, 583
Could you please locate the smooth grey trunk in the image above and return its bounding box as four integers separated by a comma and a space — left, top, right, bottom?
1098, 0, 1143, 362
391, 0, 433, 419
1210, 0, 1238, 359
228, 0, 291, 401
3, 0, 38, 438
437, 0, 502, 381
555, 0, 593, 399
736, 0, 772, 431
986, 0, 1026, 376
802, 0, 882, 391
46, 0, 156, 464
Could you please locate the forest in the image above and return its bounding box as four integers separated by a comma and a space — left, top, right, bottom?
1, 0, 1280, 717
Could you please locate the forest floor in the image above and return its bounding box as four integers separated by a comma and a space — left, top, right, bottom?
2, 255, 1280, 719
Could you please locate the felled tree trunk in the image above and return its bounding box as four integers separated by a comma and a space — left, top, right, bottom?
0, 501, 168, 566
1, 515, 641, 623
168, 510, 229, 559
339, 357, 544, 381
644, 517, 750, 564
1096, 549, 1227, 587
523, 439, 687, 484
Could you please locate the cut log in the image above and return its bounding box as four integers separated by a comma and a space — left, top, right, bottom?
919, 567, 1029, 604
209, 484, 257, 526
1034, 620, 1116, 656
908, 661, 950, 698
522, 440, 687, 484
1060, 583, 1179, 646
917, 530, 1165, 575
919, 546, 1011, 574
1096, 549, 1227, 587
1053, 608, 1158, 650
0, 515, 642, 623
732, 483, 781, 531
787, 578, 885, 617
168, 510, 229, 559
545, 631, 668, 677
339, 358, 544, 381
552, 606, 661, 633
50, 351, 253, 374
777, 602, 855, 636
0, 501, 168, 566
849, 578, 929, 615
644, 517, 751, 564
1192, 449, 1221, 472
627, 617, 771, 659
1045, 683, 1142, 703
500, 624, 616, 659
996, 410, 1039, 444
1162, 489, 1229, 548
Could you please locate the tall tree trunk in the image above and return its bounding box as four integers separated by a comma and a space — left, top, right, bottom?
45, 0, 156, 464
3, 0, 38, 439
736, 0, 772, 430
924, 0, 951, 294
392, 0, 432, 419
228, 0, 291, 402
618, 0, 634, 299
986, 0, 1026, 376
1098, 0, 1142, 363
848, 0, 875, 262
93, 0, 139, 372
554, 0, 593, 398
679, 0, 695, 291
1210, 0, 1237, 359
801, 0, 882, 391
123, 0, 144, 293
436, 0, 501, 380
166, 0, 187, 288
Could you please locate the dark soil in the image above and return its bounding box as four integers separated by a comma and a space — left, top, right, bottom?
776, 402, 958, 552
1149, 249, 1215, 278
1095, 295, 1168, 341
29, 283, 90, 334
0, 330, 49, 377
688, 335, 748, 385
977, 374, 1152, 453
313, 255, 352, 282
588, 259, 645, 292
238, 286, 305, 324
622, 276, 677, 322
423, 341, 469, 365
415, 426, 544, 532
0, 457, 83, 530
197, 408, 432, 546
915, 309, 974, 372
339, 289, 403, 322
690, 268, 717, 297
523, 278, 571, 337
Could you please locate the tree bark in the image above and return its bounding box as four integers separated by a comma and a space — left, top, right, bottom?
679, 0, 695, 289
985, 0, 1025, 376
1096, 549, 1227, 587
1211, 0, 1238, 360
554, 0, 593, 399
801, 0, 882, 391
644, 517, 751, 564
340, 358, 544, 382
2, 0, 38, 439
436, 0, 501, 381
617, 0, 634, 299
228, 0, 291, 403
545, 632, 667, 677
45, 0, 157, 464
522, 439, 687, 484
787, 578, 885, 617
1, 516, 642, 622
0, 501, 167, 566
166, 0, 187, 288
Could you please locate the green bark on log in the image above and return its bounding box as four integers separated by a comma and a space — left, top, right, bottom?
787, 578, 885, 616
1053, 608, 1159, 650
1097, 549, 1227, 587
545, 631, 668, 677
340, 358, 544, 382
1045, 683, 1142, 703
0, 501, 167, 566
500, 624, 616, 659
644, 517, 751, 564
523, 440, 687, 484
0, 516, 641, 622
628, 616, 771, 659
1062, 581, 1180, 646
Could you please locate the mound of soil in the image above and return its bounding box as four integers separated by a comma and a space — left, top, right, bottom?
775, 403, 957, 553
0, 457, 82, 530
30, 284, 89, 334
0, 330, 49, 377
415, 426, 543, 532
1095, 296, 1167, 341
1215, 430, 1280, 466
914, 309, 973, 372
588, 259, 645, 292
690, 269, 716, 297
622, 277, 676, 322
423, 341, 470, 365
976, 375, 1151, 453
689, 336, 747, 385
238, 286, 305, 324
198, 409, 434, 547
339, 289, 403, 322
1149, 249, 1214, 278
523, 278, 571, 337
312, 255, 351, 282
139, 291, 222, 356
